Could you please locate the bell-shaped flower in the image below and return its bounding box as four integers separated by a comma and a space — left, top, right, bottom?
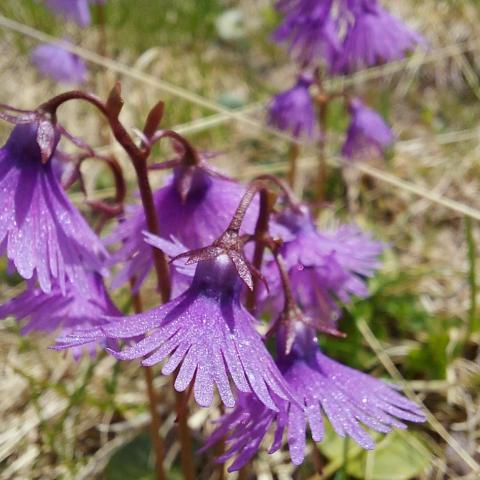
264, 205, 384, 333
341, 98, 394, 160
204, 324, 425, 471
0, 274, 119, 359
0, 122, 107, 293
335, 0, 424, 74
31, 43, 87, 85
107, 161, 258, 291
267, 75, 317, 140
273, 0, 340, 70
57, 254, 297, 410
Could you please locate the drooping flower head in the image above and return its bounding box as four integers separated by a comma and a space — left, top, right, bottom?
0, 274, 119, 359
334, 0, 424, 74
273, 0, 340, 70
57, 254, 296, 410
267, 74, 317, 140
205, 324, 425, 471
264, 204, 384, 334
43, 0, 105, 26
0, 122, 107, 293
273, 0, 423, 75
341, 98, 394, 160
31, 43, 87, 85
107, 159, 258, 291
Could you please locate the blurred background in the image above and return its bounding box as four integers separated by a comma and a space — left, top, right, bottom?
0, 1, 480, 478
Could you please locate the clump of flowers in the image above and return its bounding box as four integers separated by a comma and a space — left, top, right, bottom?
0, 85, 425, 476
268, 0, 424, 196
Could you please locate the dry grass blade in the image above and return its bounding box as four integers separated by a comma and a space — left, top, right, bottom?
2, 15, 480, 226
357, 319, 480, 475
1, 14, 480, 147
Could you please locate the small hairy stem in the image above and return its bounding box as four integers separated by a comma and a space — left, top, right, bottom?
274, 253, 298, 316
132, 158, 172, 301
131, 289, 166, 480
215, 404, 226, 480
237, 465, 250, 480
228, 180, 265, 233
287, 141, 300, 190
174, 390, 196, 480
246, 188, 275, 312
150, 129, 201, 165
144, 367, 167, 480
314, 95, 329, 216
45, 87, 195, 477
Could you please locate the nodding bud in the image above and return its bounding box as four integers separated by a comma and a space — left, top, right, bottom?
106, 82, 124, 118
143, 101, 165, 139
0, 105, 58, 164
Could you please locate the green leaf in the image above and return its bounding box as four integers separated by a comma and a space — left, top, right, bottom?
105, 433, 154, 480
348, 431, 431, 480
320, 426, 431, 480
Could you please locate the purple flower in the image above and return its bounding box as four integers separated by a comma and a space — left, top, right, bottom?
107, 162, 258, 291
58, 255, 296, 409
341, 98, 394, 160
273, 0, 340, 69
273, 0, 422, 74
31, 43, 87, 85
263, 205, 384, 333
205, 325, 425, 471
43, 0, 92, 26
0, 123, 107, 293
335, 0, 424, 74
0, 274, 119, 359
267, 75, 316, 140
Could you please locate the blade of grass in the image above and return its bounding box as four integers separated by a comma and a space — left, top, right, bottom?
357, 318, 480, 474
465, 216, 479, 336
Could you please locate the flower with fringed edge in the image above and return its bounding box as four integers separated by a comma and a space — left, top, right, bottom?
204, 324, 425, 471
0, 122, 108, 293
55, 254, 298, 410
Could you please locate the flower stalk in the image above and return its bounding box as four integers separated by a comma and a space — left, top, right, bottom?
314, 92, 329, 215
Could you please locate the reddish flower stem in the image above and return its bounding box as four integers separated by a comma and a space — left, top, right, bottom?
174, 390, 195, 480
227, 180, 265, 233
130, 288, 166, 480
314, 94, 329, 215
40, 89, 201, 479
150, 129, 201, 166
287, 142, 300, 189
40, 88, 171, 300
245, 188, 275, 313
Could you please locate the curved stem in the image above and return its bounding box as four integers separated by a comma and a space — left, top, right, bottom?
245, 188, 275, 313
255, 174, 300, 209
44, 89, 197, 477
227, 179, 266, 233
40, 89, 171, 300
150, 129, 201, 166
